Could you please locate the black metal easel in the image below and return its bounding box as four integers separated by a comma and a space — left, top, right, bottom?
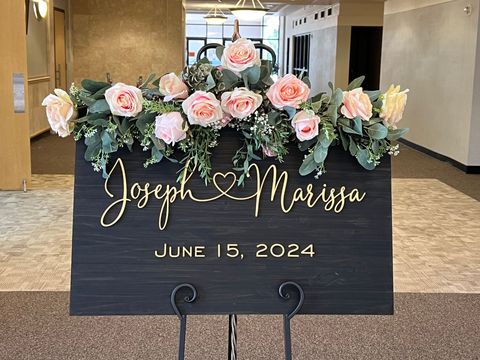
170, 281, 304, 360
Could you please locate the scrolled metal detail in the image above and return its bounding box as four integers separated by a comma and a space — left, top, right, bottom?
170, 283, 198, 320
278, 281, 305, 320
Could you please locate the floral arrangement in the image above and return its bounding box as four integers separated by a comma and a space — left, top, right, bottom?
42, 38, 409, 185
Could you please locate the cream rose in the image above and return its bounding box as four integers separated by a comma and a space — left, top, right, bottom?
155, 112, 188, 145
104, 83, 143, 117
159, 73, 189, 101
221, 87, 263, 119
181, 91, 223, 127
341, 88, 372, 121
291, 110, 320, 142
266, 74, 310, 110
380, 85, 409, 129
42, 89, 75, 138
221, 38, 261, 73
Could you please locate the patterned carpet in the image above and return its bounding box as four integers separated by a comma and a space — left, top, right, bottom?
1, 176, 479, 293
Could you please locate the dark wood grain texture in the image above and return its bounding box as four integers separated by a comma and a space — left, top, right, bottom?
70, 129, 393, 316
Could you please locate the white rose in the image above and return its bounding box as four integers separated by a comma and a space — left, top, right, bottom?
380, 85, 409, 129
42, 89, 75, 137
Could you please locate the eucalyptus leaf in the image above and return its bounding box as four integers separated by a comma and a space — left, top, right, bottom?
283, 106, 296, 120
101, 130, 118, 154
365, 90, 382, 101
81, 79, 111, 94
299, 154, 318, 176
298, 138, 317, 152
356, 148, 376, 170
349, 139, 358, 156
367, 123, 388, 139
84, 132, 101, 147
216, 45, 225, 61
84, 143, 101, 161
151, 147, 164, 163
338, 128, 349, 151
387, 127, 409, 141
206, 73, 216, 91
313, 145, 328, 163
353, 117, 363, 134
242, 66, 261, 85
302, 76, 311, 88
136, 112, 156, 134
347, 76, 365, 91
89, 99, 110, 114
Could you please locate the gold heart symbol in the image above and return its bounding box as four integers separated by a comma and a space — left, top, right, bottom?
212, 171, 237, 197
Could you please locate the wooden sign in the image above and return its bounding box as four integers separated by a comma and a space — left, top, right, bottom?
70, 131, 393, 316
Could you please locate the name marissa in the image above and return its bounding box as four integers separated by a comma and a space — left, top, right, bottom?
100, 158, 367, 231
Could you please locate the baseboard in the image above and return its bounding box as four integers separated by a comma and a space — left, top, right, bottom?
399, 139, 480, 174
30, 128, 51, 139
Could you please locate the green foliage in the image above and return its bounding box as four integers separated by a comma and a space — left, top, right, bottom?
60, 55, 409, 185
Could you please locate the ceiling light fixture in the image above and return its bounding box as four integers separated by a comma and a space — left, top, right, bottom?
204, 1, 228, 25
33, 0, 48, 20
230, 0, 269, 22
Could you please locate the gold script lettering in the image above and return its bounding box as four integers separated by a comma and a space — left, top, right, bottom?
100, 159, 367, 231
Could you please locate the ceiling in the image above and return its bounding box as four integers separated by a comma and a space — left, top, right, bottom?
185, 0, 338, 12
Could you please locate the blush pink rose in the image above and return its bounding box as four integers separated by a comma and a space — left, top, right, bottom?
42, 89, 75, 137
155, 112, 188, 145
181, 91, 223, 127
104, 83, 143, 117
221, 38, 261, 73
291, 110, 320, 141
266, 74, 310, 110
221, 87, 263, 119
159, 73, 189, 101
341, 88, 373, 121
262, 145, 277, 158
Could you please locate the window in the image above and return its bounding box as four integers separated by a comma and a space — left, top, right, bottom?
292, 34, 310, 77
327, 8, 333, 16
314, 13, 319, 20
185, 13, 280, 69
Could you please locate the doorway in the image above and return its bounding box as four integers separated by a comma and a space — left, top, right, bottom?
349, 26, 383, 90
53, 8, 67, 89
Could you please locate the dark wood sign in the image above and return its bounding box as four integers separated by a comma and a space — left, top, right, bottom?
70, 130, 393, 316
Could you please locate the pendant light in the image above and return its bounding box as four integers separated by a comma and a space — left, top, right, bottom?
204, 1, 228, 25
230, 0, 269, 22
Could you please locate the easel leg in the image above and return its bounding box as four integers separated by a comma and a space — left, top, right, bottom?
278, 282, 305, 360
228, 314, 237, 360
170, 284, 198, 360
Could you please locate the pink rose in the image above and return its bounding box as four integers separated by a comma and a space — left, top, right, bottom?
341, 88, 372, 121
42, 89, 75, 137
221, 38, 261, 73
221, 87, 263, 119
159, 73, 189, 101
266, 74, 310, 110
181, 91, 223, 127
104, 83, 143, 117
262, 145, 277, 158
155, 112, 188, 145
291, 110, 320, 141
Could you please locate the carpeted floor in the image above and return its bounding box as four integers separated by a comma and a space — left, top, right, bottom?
0, 292, 479, 359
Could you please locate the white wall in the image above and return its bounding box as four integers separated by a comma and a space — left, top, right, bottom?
381, 0, 480, 166
284, 5, 340, 95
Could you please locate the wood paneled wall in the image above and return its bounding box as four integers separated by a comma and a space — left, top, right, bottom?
0, 0, 31, 190
28, 77, 52, 137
